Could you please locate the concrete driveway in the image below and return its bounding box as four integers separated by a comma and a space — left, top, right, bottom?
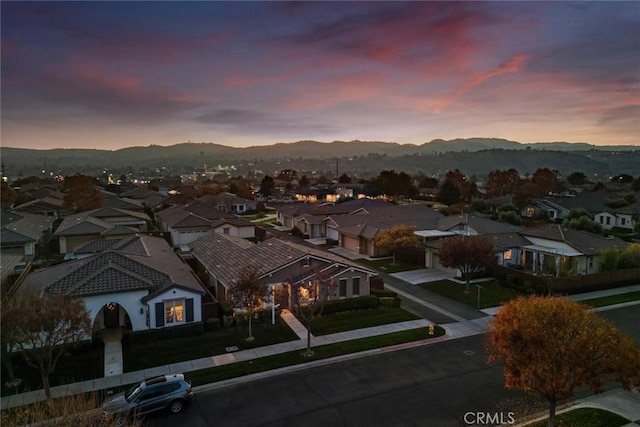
390, 268, 454, 285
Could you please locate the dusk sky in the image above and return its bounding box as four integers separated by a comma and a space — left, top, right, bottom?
1, 1, 639, 150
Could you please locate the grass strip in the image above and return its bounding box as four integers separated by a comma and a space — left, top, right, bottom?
310, 307, 420, 336
418, 280, 519, 309
526, 407, 629, 427
188, 327, 444, 386
355, 258, 423, 274
580, 291, 640, 308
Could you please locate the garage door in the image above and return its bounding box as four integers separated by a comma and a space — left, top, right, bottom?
342, 235, 359, 252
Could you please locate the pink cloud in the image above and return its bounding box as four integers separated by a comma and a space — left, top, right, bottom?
430, 53, 531, 112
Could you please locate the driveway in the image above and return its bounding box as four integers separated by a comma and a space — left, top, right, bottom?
391, 268, 453, 285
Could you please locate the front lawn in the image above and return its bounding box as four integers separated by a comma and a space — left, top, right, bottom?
418, 280, 519, 309
580, 291, 640, 308
123, 317, 299, 372
2, 341, 104, 397
356, 258, 422, 274
309, 306, 420, 336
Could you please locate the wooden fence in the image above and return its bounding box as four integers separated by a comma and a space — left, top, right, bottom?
495, 266, 640, 294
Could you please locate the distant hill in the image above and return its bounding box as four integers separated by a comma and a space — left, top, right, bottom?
2, 138, 638, 179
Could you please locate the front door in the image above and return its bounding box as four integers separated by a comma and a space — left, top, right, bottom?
104, 303, 119, 328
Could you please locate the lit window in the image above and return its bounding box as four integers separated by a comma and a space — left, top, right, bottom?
503, 250, 512, 260
165, 299, 184, 324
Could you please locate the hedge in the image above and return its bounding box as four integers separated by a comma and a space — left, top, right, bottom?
371, 289, 398, 298
378, 297, 402, 308
123, 321, 205, 346
322, 295, 379, 314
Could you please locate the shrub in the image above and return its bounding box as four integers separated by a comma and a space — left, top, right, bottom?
205, 318, 222, 331
323, 295, 379, 314
370, 289, 398, 298
379, 297, 402, 307
123, 322, 205, 346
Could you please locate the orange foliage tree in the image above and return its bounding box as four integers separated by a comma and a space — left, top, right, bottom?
373, 224, 423, 264
63, 174, 104, 213
487, 296, 640, 427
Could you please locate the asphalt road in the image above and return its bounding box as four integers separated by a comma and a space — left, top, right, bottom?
144, 304, 639, 427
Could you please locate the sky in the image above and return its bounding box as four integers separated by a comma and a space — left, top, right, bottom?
1, 1, 639, 150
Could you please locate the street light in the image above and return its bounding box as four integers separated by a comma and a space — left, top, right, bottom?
476, 284, 483, 309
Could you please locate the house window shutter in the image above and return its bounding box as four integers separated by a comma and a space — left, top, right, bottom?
155, 302, 164, 327
185, 298, 194, 322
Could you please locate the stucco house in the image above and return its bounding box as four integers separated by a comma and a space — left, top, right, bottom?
198, 192, 257, 214
188, 233, 378, 308
156, 201, 255, 247
18, 235, 208, 333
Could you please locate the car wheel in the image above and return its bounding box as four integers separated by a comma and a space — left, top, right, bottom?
169, 399, 184, 414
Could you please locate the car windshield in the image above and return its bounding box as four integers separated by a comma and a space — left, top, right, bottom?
125, 385, 142, 402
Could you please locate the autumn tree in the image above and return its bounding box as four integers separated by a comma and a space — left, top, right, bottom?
436, 179, 461, 205
485, 168, 520, 197
291, 270, 338, 357
373, 224, 423, 264
229, 264, 268, 341
488, 296, 640, 427
63, 174, 104, 213
438, 234, 496, 293
372, 170, 417, 198
531, 168, 562, 196
2, 293, 92, 400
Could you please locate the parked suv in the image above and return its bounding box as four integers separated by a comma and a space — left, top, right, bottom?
102, 374, 193, 425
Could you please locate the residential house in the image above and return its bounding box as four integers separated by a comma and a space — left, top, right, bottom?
517, 224, 628, 276
156, 202, 255, 247
188, 233, 378, 307
198, 192, 256, 214
54, 207, 150, 254
525, 191, 638, 231
14, 194, 67, 218
18, 234, 208, 332
1, 210, 54, 259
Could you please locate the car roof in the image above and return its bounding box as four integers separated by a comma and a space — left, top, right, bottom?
142, 374, 185, 388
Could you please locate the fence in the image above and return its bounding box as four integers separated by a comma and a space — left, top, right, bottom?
495, 265, 640, 294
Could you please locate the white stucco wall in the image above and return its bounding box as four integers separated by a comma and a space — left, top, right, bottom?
147, 288, 202, 329
84, 290, 149, 331
212, 224, 255, 239
170, 228, 209, 247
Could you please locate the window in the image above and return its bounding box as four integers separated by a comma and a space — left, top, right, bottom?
606, 217, 611, 225
165, 299, 184, 324
503, 250, 512, 261
339, 278, 347, 298
352, 277, 360, 296
621, 218, 626, 225
223, 227, 230, 235
599, 216, 604, 224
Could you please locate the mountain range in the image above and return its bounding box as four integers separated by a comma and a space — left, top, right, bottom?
2, 138, 638, 179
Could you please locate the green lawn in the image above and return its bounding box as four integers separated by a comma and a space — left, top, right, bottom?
309, 306, 420, 336
580, 291, 640, 308
123, 318, 299, 372
356, 258, 423, 274
418, 280, 519, 308
187, 326, 444, 386
527, 407, 629, 427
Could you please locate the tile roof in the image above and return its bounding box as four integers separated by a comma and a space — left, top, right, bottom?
189, 234, 374, 287
157, 202, 234, 228
0, 210, 54, 242
20, 235, 204, 298
436, 215, 523, 234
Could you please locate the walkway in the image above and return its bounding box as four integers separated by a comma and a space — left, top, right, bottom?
102, 327, 123, 377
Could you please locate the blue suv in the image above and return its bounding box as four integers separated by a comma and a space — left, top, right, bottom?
102, 374, 193, 425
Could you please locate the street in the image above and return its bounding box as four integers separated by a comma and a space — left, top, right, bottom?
144, 304, 639, 427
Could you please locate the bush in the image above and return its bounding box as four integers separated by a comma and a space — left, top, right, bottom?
290, 227, 304, 237
323, 295, 379, 314
370, 289, 398, 298
378, 297, 402, 307
123, 322, 205, 346
205, 318, 222, 331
